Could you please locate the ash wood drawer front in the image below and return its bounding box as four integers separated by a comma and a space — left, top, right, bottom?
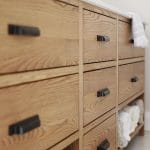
119, 62, 144, 104
83, 67, 116, 126
83, 10, 117, 64
0, 74, 79, 150
118, 21, 144, 59
84, 115, 116, 150
0, 0, 78, 74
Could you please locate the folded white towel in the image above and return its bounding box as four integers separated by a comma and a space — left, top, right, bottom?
131, 99, 144, 124
118, 112, 132, 148
124, 105, 140, 133
128, 12, 149, 48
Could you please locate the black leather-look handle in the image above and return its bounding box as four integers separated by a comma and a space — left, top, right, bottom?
97, 88, 110, 97
131, 76, 139, 82
97, 139, 110, 150
97, 35, 110, 42
9, 115, 41, 136
8, 24, 40, 36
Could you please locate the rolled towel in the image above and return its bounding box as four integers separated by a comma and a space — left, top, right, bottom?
128, 12, 149, 48
118, 112, 132, 148
132, 99, 144, 124
124, 105, 140, 133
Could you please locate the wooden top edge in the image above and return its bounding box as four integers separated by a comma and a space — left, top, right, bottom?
84, 61, 116, 72
118, 15, 131, 23
59, 0, 79, 6
119, 57, 145, 66
49, 132, 79, 150
0, 66, 79, 89
118, 90, 144, 111
81, 1, 117, 19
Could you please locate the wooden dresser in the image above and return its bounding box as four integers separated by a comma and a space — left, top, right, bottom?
0, 0, 145, 150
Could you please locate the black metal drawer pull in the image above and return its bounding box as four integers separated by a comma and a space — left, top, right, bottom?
129, 38, 134, 44
131, 76, 139, 82
8, 24, 40, 37
97, 35, 110, 42
9, 115, 41, 136
97, 139, 110, 150
97, 88, 110, 97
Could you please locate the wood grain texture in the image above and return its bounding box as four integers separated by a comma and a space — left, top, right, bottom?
83, 10, 117, 64
84, 61, 116, 72
118, 15, 131, 23
118, 21, 145, 59
49, 132, 79, 150
118, 90, 144, 111
79, 2, 84, 150
0, 66, 78, 88
60, 0, 79, 6
83, 67, 117, 126
83, 115, 116, 150
119, 62, 144, 104
0, 0, 79, 74
119, 57, 145, 66
82, 2, 117, 19
84, 109, 116, 134
0, 74, 79, 150
64, 140, 79, 150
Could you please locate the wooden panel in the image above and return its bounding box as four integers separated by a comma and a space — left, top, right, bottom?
118, 21, 144, 59
64, 140, 79, 150
0, 0, 78, 74
0, 74, 79, 150
84, 61, 116, 72
83, 10, 117, 64
0, 66, 78, 88
83, 115, 116, 150
79, 2, 84, 150
82, 2, 117, 19
84, 67, 116, 126
119, 62, 144, 104
119, 57, 145, 66
118, 15, 131, 23
49, 132, 79, 150
118, 90, 144, 111
60, 0, 79, 6
84, 109, 116, 134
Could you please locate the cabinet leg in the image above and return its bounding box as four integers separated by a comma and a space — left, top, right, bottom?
139, 125, 145, 136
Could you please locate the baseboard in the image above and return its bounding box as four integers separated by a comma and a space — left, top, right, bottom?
145, 111, 150, 131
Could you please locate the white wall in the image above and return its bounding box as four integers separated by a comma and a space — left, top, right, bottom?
91, 0, 150, 130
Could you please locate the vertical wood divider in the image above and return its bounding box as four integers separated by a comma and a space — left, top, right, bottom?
79, 1, 84, 150
116, 16, 119, 150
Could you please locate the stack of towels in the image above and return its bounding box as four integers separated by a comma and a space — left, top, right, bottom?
118, 99, 144, 148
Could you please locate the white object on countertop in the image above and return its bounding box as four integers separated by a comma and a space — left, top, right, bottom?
128, 12, 149, 48
118, 112, 132, 148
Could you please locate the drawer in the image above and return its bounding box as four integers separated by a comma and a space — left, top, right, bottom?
0, 74, 79, 150
118, 21, 144, 59
84, 114, 116, 150
119, 62, 144, 104
83, 10, 117, 64
83, 67, 116, 126
0, 0, 78, 74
